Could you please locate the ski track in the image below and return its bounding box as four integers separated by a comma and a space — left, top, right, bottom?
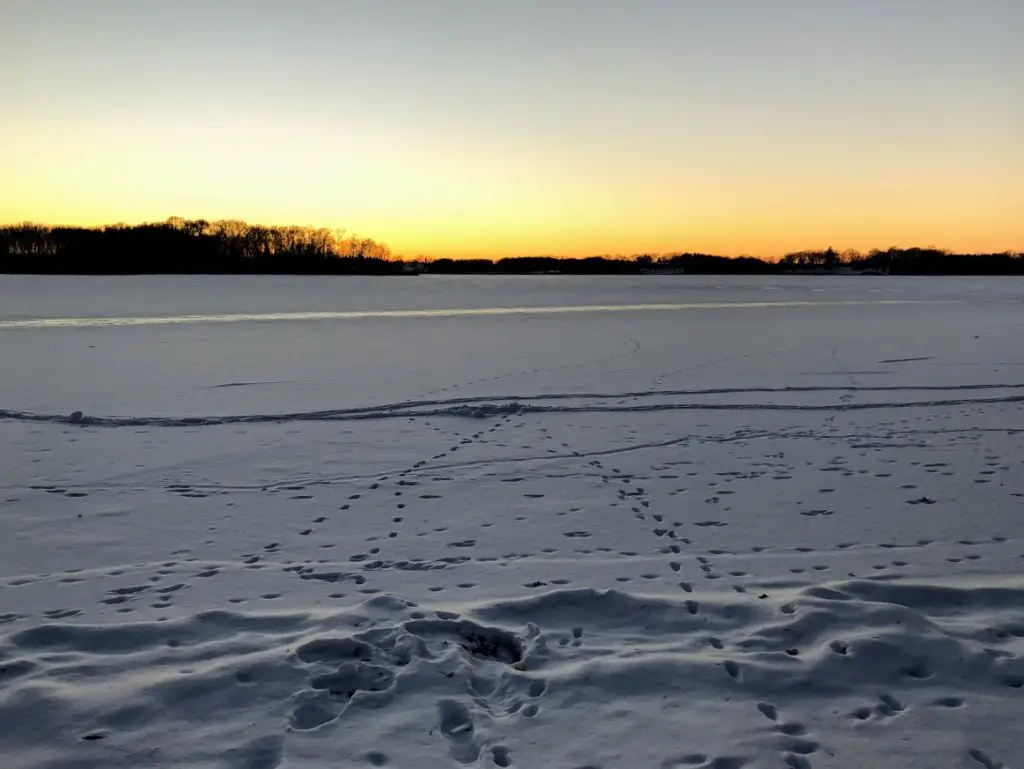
3, 382, 1024, 427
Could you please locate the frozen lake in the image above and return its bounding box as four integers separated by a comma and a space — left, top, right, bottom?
1, 274, 1023, 769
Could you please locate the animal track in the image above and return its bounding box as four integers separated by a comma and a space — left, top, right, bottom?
969, 749, 1005, 769
852, 694, 905, 722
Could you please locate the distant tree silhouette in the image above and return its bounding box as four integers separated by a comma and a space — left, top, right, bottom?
656, 252, 775, 274
1, 218, 1021, 275
0, 218, 398, 274
775, 246, 1023, 275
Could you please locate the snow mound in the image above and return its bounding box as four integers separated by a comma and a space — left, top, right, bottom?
2, 581, 1021, 768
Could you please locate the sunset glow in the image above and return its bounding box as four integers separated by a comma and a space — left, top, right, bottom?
3, 1, 1020, 257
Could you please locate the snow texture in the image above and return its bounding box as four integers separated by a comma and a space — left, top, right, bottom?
1, 275, 1022, 768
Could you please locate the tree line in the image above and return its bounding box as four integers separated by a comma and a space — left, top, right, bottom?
0, 218, 398, 274
421, 247, 1024, 275
775, 246, 1024, 275
2, 218, 1021, 275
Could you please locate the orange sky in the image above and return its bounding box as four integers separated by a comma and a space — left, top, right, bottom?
2, 2, 1021, 258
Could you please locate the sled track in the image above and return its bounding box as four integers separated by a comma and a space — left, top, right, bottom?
2, 383, 1023, 428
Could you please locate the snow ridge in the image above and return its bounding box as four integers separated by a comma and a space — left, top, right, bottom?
1, 581, 1020, 768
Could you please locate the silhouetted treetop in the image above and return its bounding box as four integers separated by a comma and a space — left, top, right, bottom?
1, 218, 1020, 275
0, 218, 396, 274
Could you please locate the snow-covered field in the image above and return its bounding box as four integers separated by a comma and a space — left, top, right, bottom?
1, 274, 1022, 769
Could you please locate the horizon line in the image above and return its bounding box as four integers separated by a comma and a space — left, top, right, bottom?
3, 218, 1021, 261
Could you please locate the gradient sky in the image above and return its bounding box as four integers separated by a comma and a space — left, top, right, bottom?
3, 1, 1021, 257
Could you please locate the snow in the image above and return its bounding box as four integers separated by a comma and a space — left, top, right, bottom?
1, 274, 1022, 769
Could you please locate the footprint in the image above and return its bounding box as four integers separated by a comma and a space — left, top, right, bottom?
902, 662, 931, 680
783, 755, 812, 769
437, 699, 480, 763
778, 723, 807, 736
290, 699, 339, 731
664, 754, 708, 767
491, 746, 512, 767
968, 749, 1004, 769
757, 702, 777, 722
875, 694, 905, 718
783, 739, 819, 756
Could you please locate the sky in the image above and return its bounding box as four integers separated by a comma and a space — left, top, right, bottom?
2, 1, 1021, 258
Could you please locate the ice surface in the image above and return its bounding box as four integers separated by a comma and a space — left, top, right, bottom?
1, 275, 1022, 768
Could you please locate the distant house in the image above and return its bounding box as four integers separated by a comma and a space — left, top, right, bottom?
641, 265, 686, 275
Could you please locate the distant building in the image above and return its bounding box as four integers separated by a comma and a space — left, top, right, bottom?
641, 265, 686, 275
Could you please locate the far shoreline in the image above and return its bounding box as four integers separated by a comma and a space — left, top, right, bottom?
3, 220, 1021, 276
3, 265, 1022, 277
